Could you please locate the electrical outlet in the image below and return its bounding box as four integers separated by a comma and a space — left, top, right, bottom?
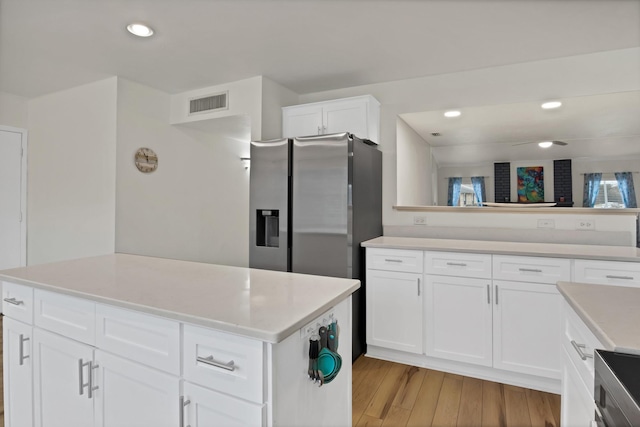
414, 215, 427, 225
537, 219, 555, 229
576, 220, 595, 230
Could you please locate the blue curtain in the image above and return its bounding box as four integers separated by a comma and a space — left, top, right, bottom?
615, 172, 638, 208
471, 176, 486, 206
447, 177, 462, 206
582, 173, 602, 207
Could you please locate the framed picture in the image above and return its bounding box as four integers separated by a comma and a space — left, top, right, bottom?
517, 166, 544, 203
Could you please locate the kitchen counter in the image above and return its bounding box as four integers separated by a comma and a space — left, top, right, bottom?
557, 281, 640, 355
362, 236, 640, 262
0, 253, 360, 343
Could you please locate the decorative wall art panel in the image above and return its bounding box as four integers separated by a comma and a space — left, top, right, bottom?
517, 166, 544, 203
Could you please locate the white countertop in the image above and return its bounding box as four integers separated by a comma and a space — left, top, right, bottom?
0, 254, 360, 343
362, 236, 640, 262
557, 282, 640, 355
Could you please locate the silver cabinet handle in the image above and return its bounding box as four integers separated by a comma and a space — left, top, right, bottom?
519, 268, 543, 273
78, 359, 98, 398
446, 262, 467, 267
322, 125, 327, 133
88, 361, 99, 399
487, 285, 491, 304
180, 396, 192, 427
19, 334, 30, 366
495, 285, 499, 305
571, 340, 593, 360
78, 359, 88, 395
417, 278, 421, 296
197, 355, 236, 371
605, 275, 634, 280
317, 126, 322, 135
3, 297, 24, 306
384, 258, 402, 263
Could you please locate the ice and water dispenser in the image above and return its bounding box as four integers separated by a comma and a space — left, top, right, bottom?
256, 209, 279, 247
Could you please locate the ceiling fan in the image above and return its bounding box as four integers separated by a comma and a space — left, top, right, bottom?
512, 140, 568, 148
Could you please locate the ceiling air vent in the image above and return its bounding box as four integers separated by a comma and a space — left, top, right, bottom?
189, 91, 229, 115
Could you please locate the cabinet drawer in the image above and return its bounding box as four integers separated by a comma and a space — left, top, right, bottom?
183, 381, 265, 427
493, 255, 570, 284
34, 290, 95, 345
574, 259, 640, 287
2, 282, 33, 324
183, 324, 264, 404
424, 251, 491, 279
96, 304, 180, 375
366, 248, 423, 273
562, 300, 604, 391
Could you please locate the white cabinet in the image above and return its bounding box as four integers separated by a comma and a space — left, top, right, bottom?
33, 328, 95, 427
492, 280, 562, 378
282, 95, 380, 141
573, 259, 640, 287
94, 351, 180, 427
3, 318, 33, 427
366, 269, 423, 353
183, 382, 264, 427
561, 345, 597, 427
425, 275, 492, 366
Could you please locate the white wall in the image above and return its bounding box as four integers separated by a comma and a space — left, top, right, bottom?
27, 78, 117, 265
116, 78, 250, 267
0, 91, 28, 128
299, 48, 640, 234
397, 117, 433, 205
261, 76, 299, 140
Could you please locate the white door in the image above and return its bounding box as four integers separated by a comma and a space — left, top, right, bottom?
183, 382, 264, 427
366, 270, 423, 353
425, 275, 492, 366
282, 105, 323, 138
3, 318, 34, 427
323, 99, 368, 138
0, 128, 26, 270
492, 280, 562, 378
33, 328, 95, 427
94, 350, 179, 427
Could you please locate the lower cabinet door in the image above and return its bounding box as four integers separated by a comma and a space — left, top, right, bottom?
425, 275, 492, 366
4, 318, 33, 427
33, 328, 95, 427
561, 346, 596, 427
492, 280, 562, 378
183, 382, 264, 427
366, 270, 423, 353
94, 350, 180, 427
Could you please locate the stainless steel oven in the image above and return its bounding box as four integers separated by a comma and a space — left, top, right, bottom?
594, 350, 640, 426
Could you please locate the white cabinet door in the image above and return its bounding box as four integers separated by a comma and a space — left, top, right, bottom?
94, 351, 179, 427
561, 346, 596, 427
282, 104, 323, 138
425, 275, 492, 366
493, 280, 562, 379
323, 99, 368, 138
366, 270, 423, 353
33, 328, 95, 427
3, 318, 33, 427
183, 382, 264, 427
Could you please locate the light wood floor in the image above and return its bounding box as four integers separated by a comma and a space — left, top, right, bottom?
352, 356, 561, 427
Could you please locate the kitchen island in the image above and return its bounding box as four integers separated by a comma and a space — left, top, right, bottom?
1, 253, 359, 427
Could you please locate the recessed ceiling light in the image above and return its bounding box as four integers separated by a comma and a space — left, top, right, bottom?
541, 101, 562, 109
538, 141, 554, 148
127, 23, 154, 37
444, 110, 461, 118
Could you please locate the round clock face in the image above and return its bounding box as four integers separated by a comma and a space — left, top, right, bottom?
134, 147, 158, 173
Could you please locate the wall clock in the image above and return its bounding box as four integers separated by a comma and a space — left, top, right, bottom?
134, 147, 158, 173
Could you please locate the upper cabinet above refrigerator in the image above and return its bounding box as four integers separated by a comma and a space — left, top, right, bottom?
282, 95, 380, 142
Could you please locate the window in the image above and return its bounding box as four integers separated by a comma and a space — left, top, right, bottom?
458, 182, 480, 206
594, 180, 625, 208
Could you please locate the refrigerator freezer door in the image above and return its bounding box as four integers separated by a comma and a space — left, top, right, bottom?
249, 138, 290, 271
292, 133, 350, 278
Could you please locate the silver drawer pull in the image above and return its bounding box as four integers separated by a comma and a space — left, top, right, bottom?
446, 262, 467, 267
571, 340, 593, 360
197, 355, 236, 371
605, 275, 634, 280
3, 297, 24, 306
519, 268, 543, 273
384, 259, 403, 263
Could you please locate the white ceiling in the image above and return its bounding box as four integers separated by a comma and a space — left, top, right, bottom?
400, 91, 640, 166
1, 0, 639, 98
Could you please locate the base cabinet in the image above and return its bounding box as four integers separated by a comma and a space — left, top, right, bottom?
561, 346, 596, 427
183, 382, 264, 427
3, 318, 33, 427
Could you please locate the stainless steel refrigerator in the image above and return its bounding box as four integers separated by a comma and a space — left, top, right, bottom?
249, 132, 382, 360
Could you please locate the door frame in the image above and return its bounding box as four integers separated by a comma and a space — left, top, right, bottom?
0, 125, 28, 267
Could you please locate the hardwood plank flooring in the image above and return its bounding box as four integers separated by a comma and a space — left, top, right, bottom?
353, 356, 561, 427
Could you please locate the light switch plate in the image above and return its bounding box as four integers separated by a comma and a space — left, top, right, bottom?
537, 219, 555, 229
